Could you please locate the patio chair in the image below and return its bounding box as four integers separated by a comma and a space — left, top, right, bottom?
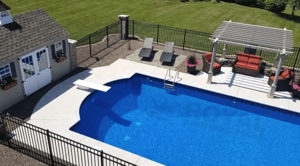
268, 68, 294, 91
202, 53, 221, 74
159, 41, 175, 63
138, 38, 154, 58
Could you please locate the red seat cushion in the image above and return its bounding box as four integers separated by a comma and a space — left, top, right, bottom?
248, 58, 260, 65
246, 64, 259, 71
280, 68, 293, 78
213, 62, 221, 69
204, 53, 212, 62
237, 55, 249, 63
235, 62, 247, 68
270, 76, 284, 81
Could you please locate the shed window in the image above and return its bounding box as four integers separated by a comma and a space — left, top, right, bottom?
1, 11, 9, 18
0, 64, 11, 81
55, 41, 63, 55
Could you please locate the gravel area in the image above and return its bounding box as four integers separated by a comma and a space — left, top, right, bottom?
2, 38, 300, 165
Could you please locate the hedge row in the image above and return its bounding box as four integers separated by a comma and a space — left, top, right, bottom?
221, 0, 287, 13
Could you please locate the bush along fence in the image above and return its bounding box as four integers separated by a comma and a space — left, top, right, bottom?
0, 113, 137, 166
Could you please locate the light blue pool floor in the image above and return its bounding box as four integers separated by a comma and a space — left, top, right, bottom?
72, 76, 300, 166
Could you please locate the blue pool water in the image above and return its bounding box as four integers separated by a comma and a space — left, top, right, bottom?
71, 74, 300, 166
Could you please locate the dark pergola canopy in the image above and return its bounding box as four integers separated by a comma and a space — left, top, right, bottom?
210, 21, 293, 54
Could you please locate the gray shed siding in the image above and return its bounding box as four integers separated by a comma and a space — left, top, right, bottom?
0, 58, 25, 112
0, 36, 71, 113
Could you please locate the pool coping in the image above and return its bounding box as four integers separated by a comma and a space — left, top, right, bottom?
27, 58, 300, 166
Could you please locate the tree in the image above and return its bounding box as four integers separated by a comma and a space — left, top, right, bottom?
290, 0, 300, 17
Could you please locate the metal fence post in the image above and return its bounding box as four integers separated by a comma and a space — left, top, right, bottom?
89, 35, 92, 57
121, 20, 123, 40
183, 29, 187, 50
292, 47, 300, 71
0, 114, 10, 147
133, 20, 134, 39
157, 24, 159, 44
46, 130, 55, 166
106, 26, 109, 47
101, 151, 104, 166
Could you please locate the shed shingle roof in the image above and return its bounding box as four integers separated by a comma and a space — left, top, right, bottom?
0, 1, 11, 12
0, 8, 69, 63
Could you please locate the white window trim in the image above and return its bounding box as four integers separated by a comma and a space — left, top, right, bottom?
54, 41, 64, 55
0, 64, 12, 82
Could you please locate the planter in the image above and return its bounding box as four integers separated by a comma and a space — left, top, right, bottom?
1, 81, 17, 91
187, 66, 196, 73
185, 60, 200, 74
56, 56, 67, 63
292, 82, 300, 99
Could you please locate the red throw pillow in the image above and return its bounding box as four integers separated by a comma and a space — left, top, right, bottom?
248, 58, 260, 65
248, 54, 262, 59
280, 68, 293, 78
237, 55, 249, 63
205, 53, 212, 63
237, 53, 249, 57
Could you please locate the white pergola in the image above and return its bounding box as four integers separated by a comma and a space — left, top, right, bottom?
208, 21, 293, 98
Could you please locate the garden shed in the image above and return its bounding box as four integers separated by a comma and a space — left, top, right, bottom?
0, 1, 71, 112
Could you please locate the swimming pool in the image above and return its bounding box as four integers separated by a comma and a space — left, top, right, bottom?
71, 74, 300, 166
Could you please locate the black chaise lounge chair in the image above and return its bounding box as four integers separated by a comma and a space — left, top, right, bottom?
159, 41, 175, 63
139, 38, 154, 58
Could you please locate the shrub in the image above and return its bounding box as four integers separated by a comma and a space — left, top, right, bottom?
257, 0, 266, 8
235, 0, 257, 6
264, 0, 287, 12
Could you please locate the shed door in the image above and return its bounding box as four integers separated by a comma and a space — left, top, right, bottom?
36, 48, 51, 88
19, 47, 52, 96
19, 54, 40, 96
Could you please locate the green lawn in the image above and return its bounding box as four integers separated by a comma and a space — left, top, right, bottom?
5, 0, 300, 47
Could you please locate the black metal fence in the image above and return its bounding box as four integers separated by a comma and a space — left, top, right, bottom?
128, 20, 300, 70
76, 21, 120, 65
0, 114, 137, 166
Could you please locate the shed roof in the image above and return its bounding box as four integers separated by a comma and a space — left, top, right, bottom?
0, 9, 69, 63
0, 1, 11, 12
211, 21, 293, 52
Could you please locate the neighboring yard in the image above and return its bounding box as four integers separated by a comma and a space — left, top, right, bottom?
5, 0, 300, 46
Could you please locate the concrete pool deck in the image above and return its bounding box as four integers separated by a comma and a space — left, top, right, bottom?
27, 58, 300, 166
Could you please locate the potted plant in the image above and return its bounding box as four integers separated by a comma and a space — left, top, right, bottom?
0, 76, 17, 91
55, 51, 67, 63
292, 82, 300, 99
185, 55, 200, 74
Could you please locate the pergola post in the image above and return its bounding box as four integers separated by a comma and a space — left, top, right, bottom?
222, 44, 227, 58
268, 53, 286, 98
207, 39, 218, 84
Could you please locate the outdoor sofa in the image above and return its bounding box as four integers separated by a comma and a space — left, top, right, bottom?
202, 53, 221, 74
268, 68, 294, 91
232, 53, 262, 77
139, 38, 154, 58
159, 41, 175, 63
